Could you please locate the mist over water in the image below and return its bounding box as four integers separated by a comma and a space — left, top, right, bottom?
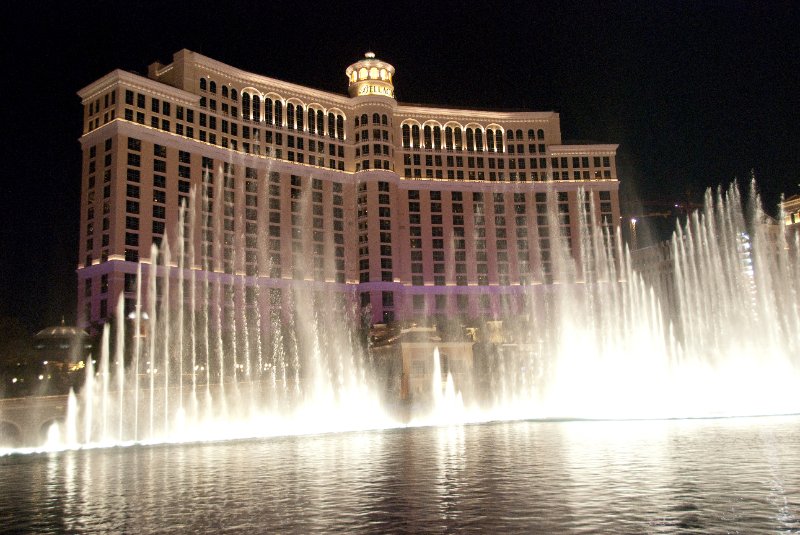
4, 180, 799, 452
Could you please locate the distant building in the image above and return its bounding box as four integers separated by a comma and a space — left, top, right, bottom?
783, 195, 800, 225
32, 323, 92, 371
77, 50, 621, 328
371, 324, 474, 405
1, 323, 91, 398
783, 194, 800, 239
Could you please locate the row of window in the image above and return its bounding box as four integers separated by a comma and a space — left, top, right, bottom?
401, 125, 546, 151
85, 90, 118, 131
99, 89, 619, 185
117, 88, 348, 166
355, 113, 390, 127
406, 189, 610, 204
85, 280, 534, 325
240, 94, 346, 140
84, 138, 118, 265
404, 153, 551, 170
104, 89, 614, 170
200, 78, 346, 137
87, 91, 117, 116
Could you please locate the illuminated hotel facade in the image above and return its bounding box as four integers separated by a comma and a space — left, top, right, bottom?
76, 50, 620, 328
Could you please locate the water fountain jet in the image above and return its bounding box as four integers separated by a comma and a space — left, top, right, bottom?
5, 181, 798, 452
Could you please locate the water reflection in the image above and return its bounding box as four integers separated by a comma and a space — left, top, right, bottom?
433, 425, 466, 526
2, 418, 799, 533
556, 418, 800, 532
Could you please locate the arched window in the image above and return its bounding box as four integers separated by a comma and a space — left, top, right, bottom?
423, 125, 432, 149
222, 86, 229, 98
433, 126, 442, 149
360, 114, 368, 125
372, 113, 380, 124
355, 116, 359, 127
445, 127, 453, 150
231, 89, 238, 101
242, 93, 251, 120
402, 124, 411, 149
487, 129, 495, 151
537, 129, 545, 140
200, 78, 207, 91
308, 109, 315, 134
454, 128, 463, 150
516, 129, 523, 140
296, 105, 304, 131
287, 103, 295, 129
495, 130, 503, 152
209, 81, 217, 94
336, 115, 344, 140
274, 101, 283, 126
328, 112, 335, 138
507, 129, 514, 141
252, 95, 261, 122
527, 129, 535, 140
381, 114, 388, 125
411, 125, 420, 148
466, 128, 475, 151
475, 129, 484, 151
317, 110, 324, 136
265, 98, 273, 125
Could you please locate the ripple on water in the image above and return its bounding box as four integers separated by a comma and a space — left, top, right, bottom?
0, 417, 799, 534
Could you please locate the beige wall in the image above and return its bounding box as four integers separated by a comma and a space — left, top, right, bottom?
77, 50, 621, 327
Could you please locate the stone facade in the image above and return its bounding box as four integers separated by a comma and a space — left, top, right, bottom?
77, 50, 621, 328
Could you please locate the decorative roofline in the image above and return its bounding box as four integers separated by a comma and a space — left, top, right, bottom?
77, 69, 198, 105
78, 50, 592, 129
550, 144, 619, 154
181, 49, 353, 108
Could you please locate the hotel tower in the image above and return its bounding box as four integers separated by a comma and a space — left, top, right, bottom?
77, 50, 620, 328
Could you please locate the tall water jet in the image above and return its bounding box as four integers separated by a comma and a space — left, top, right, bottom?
27, 180, 798, 451
114, 297, 125, 442
422, 347, 468, 426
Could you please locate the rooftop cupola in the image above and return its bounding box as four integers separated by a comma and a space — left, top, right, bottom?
345, 52, 395, 99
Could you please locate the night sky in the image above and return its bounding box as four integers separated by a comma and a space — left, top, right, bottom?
1, 0, 797, 333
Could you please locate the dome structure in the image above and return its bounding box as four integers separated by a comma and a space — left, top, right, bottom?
34, 325, 89, 340
32, 321, 91, 357
345, 52, 396, 98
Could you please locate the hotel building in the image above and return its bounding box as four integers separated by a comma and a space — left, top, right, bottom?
76, 50, 620, 328
783, 194, 800, 234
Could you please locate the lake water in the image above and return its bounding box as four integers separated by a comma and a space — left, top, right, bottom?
1, 416, 799, 533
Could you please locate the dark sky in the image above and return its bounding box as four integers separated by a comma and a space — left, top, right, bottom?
0, 0, 797, 333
